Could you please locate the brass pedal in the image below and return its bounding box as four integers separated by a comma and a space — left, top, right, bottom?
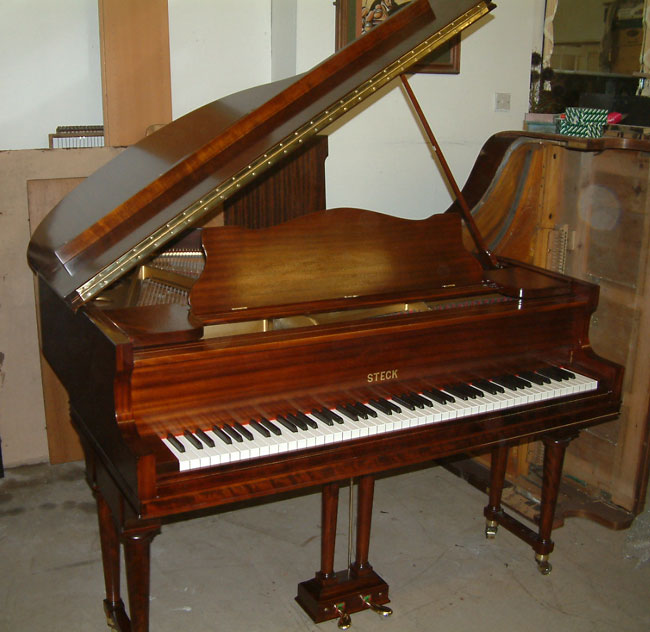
361, 595, 393, 617
334, 605, 351, 630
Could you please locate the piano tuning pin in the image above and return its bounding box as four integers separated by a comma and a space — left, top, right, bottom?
334, 605, 351, 630
361, 596, 393, 617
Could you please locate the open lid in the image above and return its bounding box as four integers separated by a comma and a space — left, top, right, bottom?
27, 0, 494, 309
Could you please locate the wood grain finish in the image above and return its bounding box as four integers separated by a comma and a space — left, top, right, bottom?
27, 3, 633, 630
28, 0, 491, 306
190, 209, 483, 322
39, 203, 624, 632
461, 131, 650, 519
223, 136, 328, 228
98, 0, 172, 147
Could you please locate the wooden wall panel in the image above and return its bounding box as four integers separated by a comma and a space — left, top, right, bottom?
28, 178, 93, 464
470, 140, 650, 516
99, 0, 172, 146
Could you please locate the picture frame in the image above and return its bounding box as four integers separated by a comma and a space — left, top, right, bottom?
335, 0, 461, 74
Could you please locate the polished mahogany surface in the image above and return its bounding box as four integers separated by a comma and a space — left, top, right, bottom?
27, 1, 627, 630
28, 0, 494, 308
190, 209, 484, 322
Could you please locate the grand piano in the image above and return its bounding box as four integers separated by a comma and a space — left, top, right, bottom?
28, 1, 626, 630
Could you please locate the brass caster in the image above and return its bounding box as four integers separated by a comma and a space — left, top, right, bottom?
103, 600, 120, 631
485, 519, 498, 539
535, 554, 552, 575
361, 596, 393, 617
335, 605, 351, 630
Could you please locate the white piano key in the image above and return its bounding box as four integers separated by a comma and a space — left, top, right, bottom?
162, 367, 600, 471
162, 437, 193, 471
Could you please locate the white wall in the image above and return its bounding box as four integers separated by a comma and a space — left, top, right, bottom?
324, 0, 537, 217
168, 0, 272, 120
271, 0, 298, 81
0, 0, 102, 150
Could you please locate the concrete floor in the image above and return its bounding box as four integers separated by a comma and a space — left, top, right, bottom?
1, 462, 649, 632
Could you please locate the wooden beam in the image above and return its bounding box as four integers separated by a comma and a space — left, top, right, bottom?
98, 0, 172, 146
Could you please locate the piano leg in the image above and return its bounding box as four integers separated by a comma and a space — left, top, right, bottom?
350, 476, 392, 618
122, 525, 161, 632
483, 443, 509, 539
534, 434, 575, 574
296, 476, 390, 624
95, 489, 130, 631
483, 434, 577, 574
316, 481, 340, 584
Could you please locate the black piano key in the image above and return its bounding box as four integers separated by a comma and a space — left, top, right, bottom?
348, 403, 368, 419
212, 425, 233, 445
166, 433, 185, 453
286, 412, 308, 431
535, 366, 558, 380
518, 370, 549, 386
259, 417, 282, 436
517, 371, 548, 386
325, 408, 345, 424
369, 399, 393, 415
276, 415, 298, 433
222, 424, 244, 443
537, 366, 573, 381
355, 402, 377, 418
402, 393, 424, 409
401, 393, 425, 409
422, 388, 454, 405
337, 405, 358, 421
195, 428, 215, 448
183, 430, 203, 450
296, 411, 318, 429
411, 392, 433, 407
383, 398, 402, 414
442, 385, 469, 401
234, 422, 254, 441
392, 394, 415, 410
512, 374, 532, 388
312, 409, 334, 426
551, 365, 576, 380
249, 419, 271, 438
472, 379, 504, 394
491, 375, 521, 391
462, 384, 485, 398
454, 383, 480, 399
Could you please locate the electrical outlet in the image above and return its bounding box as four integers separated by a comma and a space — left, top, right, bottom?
495, 92, 511, 112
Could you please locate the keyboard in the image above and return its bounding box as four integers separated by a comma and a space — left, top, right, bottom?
162, 367, 597, 472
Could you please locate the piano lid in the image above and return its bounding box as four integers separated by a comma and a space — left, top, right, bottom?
27, 0, 495, 309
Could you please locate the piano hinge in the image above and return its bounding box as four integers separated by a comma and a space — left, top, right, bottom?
73, 2, 493, 305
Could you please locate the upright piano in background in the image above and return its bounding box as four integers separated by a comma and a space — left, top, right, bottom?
27, 1, 637, 630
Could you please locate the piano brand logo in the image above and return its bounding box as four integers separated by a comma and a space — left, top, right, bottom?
367, 369, 398, 383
